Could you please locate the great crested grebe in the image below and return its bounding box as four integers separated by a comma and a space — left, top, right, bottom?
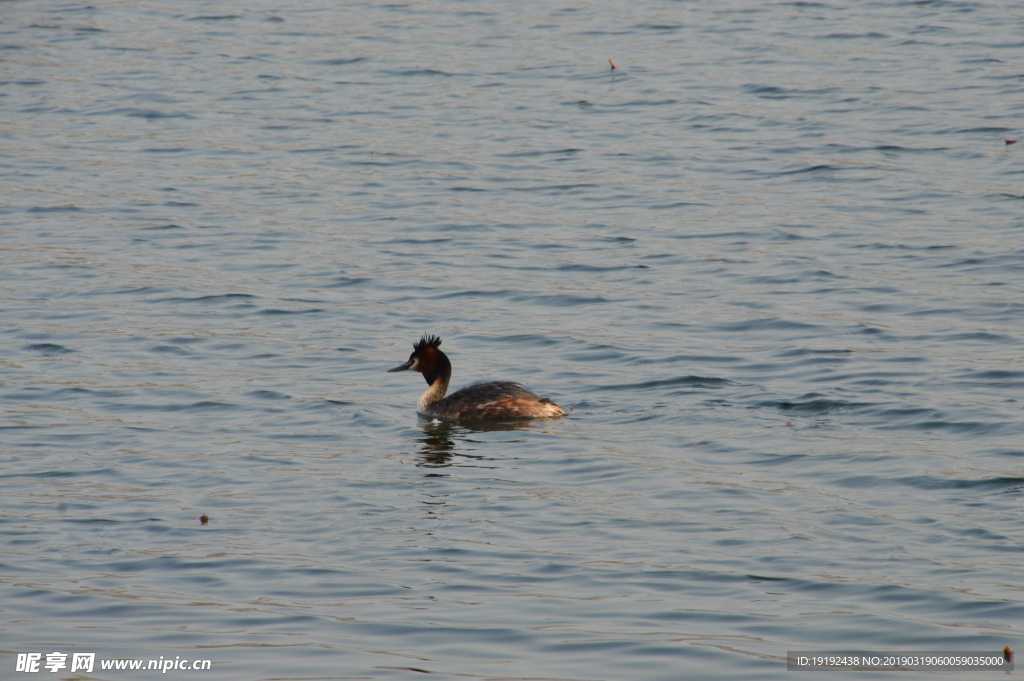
388, 334, 567, 420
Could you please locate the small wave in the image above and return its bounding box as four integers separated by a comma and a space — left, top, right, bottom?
24, 343, 74, 354
839, 475, 1024, 492
149, 345, 191, 355
259, 308, 325, 315
715, 317, 822, 333
603, 376, 731, 392
499, 148, 584, 158
757, 394, 867, 415
777, 348, 853, 357
773, 164, 841, 176
87, 107, 194, 119
27, 205, 81, 213
385, 68, 452, 77
316, 57, 367, 65
157, 293, 257, 304
186, 14, 240, 21
246, 390, 292, 400
823, 31, 888, 39
327, 277, 370, 287
93, 398, 241, 414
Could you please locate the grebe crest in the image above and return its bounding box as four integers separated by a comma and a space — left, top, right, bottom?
388, 334, 566, 420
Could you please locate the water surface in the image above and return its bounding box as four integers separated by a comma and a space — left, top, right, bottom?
2, 1, 1023, 679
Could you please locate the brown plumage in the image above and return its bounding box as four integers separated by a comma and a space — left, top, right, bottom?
388, 334, 567, 420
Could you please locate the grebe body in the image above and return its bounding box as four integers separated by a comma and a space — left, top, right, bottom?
388, 335, 566, 420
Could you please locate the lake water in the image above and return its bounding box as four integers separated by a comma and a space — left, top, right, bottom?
2, 0, 1023, 679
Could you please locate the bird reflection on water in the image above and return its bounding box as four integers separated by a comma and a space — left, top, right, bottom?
413, 418, 552, 468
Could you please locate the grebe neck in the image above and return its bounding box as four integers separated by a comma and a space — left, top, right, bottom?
418, 373, 450, 412
418, 350, 452, 412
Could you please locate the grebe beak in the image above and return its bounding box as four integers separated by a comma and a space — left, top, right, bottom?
388, 359, 414, 372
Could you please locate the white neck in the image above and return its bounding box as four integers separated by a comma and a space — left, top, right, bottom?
418, 374, 450, 412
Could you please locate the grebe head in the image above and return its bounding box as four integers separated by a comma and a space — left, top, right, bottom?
388, 334, 451, 385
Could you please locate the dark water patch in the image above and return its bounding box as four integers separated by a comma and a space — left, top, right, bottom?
645, 353, 740, 365
14, 387, 130, 401
745, 452, 808, 466
87, 107, 195, 119
669, 230, 754, 241
167, 337, 206, 345
777, 348, 853, 357
310, 399, 355, 409
186, 14, 241, 21
823, 32, 889, 39
756, 395, 868, 415
432, 289, 513, 301
316, 57, 367, 65
258, 308, 325, 315
157, 293, 257, 304
746, 274, 804, 285
588, 99, 681, 111
850, 378, 897, 386
53, 385, 129, 401
266, 432, 346, 442
779, 236, 831, 248
246, 390, 291, 400
385, 68, 452, 77
876, 418, 1008, 435
878, 354, 926, 363
602, 376, 732, 392
149, 344, 192, 355
498, 148, 584, 158
24, 343, 74, 355
714, 317, 823, 333
384, 237, 455, 245
743, 85, 838, 99
556, 263, 646, 272
881, 475, 1024, 492
523, 293, 610, 306
873, 144, 951, 155
508, 183, 599, 193
905, 306, 969, 317
943, 332, 1018, 344
103, 401, 238, 413
633, 23, 684, 31
1, 467, 117, 481
771, 164, 842, 177
855, 242, 958, 251
954, 126, 1014, 135
857, 302, 901, 313
27, 205, 82, 213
